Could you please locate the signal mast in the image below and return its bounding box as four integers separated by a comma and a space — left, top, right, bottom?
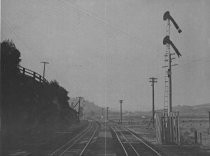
163, 11, 182, 114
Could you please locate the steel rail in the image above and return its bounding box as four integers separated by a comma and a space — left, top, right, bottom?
50, 122, 92, 156
58, 122, 95, 156
115, 126, 140, 156
79, 123, 99, 156
111, 126, 128, 156
127, 128, 162, 156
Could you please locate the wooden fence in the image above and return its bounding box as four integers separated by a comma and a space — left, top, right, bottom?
155, 113, 162, 144
18, 65, 48, 83
155, 112, 180, 145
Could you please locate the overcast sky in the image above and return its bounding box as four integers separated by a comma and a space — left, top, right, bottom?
2, 0, 210, 111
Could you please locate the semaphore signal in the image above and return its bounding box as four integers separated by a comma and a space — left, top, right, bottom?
163, 11, 182, 114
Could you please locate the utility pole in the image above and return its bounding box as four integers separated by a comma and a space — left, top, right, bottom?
40, 61, 49, 78
209, 111, 210, 134
106, 107, 109, 121
149, 77, 157, 127
119, 100, 123, 124
101, 108, 104, 120
77, 97, 83, 122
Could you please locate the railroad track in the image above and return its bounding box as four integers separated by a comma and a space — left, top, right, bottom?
112, 126, 162, 156
50, 121, 99, 156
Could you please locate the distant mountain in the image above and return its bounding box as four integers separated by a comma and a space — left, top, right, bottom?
172, 103, 210, 117
134, 103, 210, 118
68, 99, 210, 118
192, 103, 210, 109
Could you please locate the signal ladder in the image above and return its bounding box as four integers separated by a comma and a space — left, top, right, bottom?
163, 21, 170, 115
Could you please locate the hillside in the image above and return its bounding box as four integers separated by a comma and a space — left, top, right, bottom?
173, 103, 210, 117
1, 40, 78, 154
123, 103, 210, 118
148, 103, 210, 118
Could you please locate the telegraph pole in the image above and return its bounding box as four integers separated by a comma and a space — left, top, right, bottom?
209, 111, 210, 134
101, 108, 104, 120
77, 97, 83, 122
106, 107, 109, 121
149, 77, 157, 127
119, 100, 123, 124
40, 61, 49, 78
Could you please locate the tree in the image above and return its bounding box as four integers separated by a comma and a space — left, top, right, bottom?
1, 40, 21, 79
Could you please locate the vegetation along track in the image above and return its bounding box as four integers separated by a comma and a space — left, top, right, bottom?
50, 121, 99, 156
111, 126, 162, 156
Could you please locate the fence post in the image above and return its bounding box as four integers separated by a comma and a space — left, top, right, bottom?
208, 112, 210, 134
33, 72, 36, 80
194, 130, 198, 144
39, 75, 42, 82
23, 68, 25, 75
162, 116, 165, 144
200, 133, 202, 144
177, 112, 180, 145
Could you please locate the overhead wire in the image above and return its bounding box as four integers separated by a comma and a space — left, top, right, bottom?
1, 18, 34, 55
3, 1, 209, 99
40, 0, 143, 49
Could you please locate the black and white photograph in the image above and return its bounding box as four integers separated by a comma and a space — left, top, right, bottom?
1, 0, 210, 155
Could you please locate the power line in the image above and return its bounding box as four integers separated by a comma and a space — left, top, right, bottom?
1, 18, 33, 53
40, 0, 143, 48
